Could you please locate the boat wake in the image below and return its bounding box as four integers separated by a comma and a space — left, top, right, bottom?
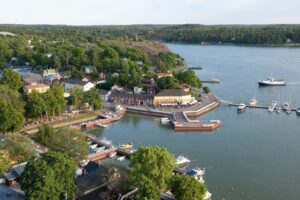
286, 82, 300, 85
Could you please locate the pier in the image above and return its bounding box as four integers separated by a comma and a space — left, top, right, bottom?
228, 103, 297, 112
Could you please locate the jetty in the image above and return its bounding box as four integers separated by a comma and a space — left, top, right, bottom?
228, 103, 297, 112
187, 66, 203, 70
202, 78, 220, 84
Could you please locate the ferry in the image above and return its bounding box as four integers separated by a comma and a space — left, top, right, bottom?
296, 108, 300, 116
237, 103, 246, 112
176, 155, 191, 168
258, 77, 286, 86
249, 98, 257, 106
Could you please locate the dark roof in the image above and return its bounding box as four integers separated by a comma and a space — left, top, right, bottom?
111, 91, 153, 99
156, 89, 190, 97
64, 79, 88, 86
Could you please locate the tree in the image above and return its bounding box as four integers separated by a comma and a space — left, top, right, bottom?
0, 84, 25, 112
0, 102, 25, 133
176, 70, 202, 88
3, 133, 35, 163
21, 152, 76, 200
25, 90, 46, 118
52, 55, 62, 69
84, 88, 102, 110
70, 86, 85, 110
34, 125, 88, 161
0, 69, 23, 90
128, 146, 176, 199
203, 86, 210, 93
44, 85, 66, 116
157, 76, 180, 89
0, 154, 9, 174
170, 175, 207, 200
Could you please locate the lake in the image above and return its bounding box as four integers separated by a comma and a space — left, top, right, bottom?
91, 44, 300, 200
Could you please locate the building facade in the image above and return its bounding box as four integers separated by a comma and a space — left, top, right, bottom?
153, 89, 195, 106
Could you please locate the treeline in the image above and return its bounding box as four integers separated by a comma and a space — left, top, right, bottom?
1, 24, 300, 45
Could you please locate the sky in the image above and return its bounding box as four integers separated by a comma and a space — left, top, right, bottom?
1, 0, 300, 25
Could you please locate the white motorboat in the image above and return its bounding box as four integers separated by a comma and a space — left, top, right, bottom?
117, 156, 126, 161
161, 117, 171, 124
249, 98, 257, 106
271, 101, 277, 108
276, 107, 281, 113
296, 108, 300, 116
185, 167, 206, 183
108, 152, 117, 158
97, 123, 109, 128
89, 144, 98, 150
282, 102, 290, 110
268, 106, 274, 112
119, 142, 133, 150
237, 103, 246, 112
286, 108, 292, 114
176, 155, 191, 167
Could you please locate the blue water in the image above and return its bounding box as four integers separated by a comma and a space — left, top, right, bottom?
92, 44, 300, 200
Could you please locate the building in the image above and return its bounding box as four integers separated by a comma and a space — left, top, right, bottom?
99, 90, 111, 102
43, 68, 60, 83
24, 83, 50, 94
133, 86, 143, 94
64, 79, 95, 92
153, 89, 195, 106
85, 66, 95, 74
4, 162, 27, 186
110, 91, 153, 105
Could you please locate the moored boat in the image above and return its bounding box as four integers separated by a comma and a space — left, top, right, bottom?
108, 152, 117, 158
117, 156, 126, 161
271, 101, 277, 108
237, 103, 246, 112
286, 108, 292, 114
276, 107, 281, 114
176, 155, 190, 168
282, 102, 290, 110
185, 167, 206, 183
249, 98, 257, 106
268, 106, 274, 113
296, 108, 300, 116
258, 77, 286, 86
119, 142, 133, 150
161, 117, 171, 124
97, 123, 109, 128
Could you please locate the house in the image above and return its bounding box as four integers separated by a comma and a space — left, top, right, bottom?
43, 68, 60, 83
110, 91, 153, 105
85, 66, 95, 74
153, 89, 195, 106
111, 85, 124, 92
98, 72, 106, 80
24, 83, 50, 94
156, 72, 173, 79
4, 162, 27, 186
64, 79, 95, 92
99, 90, 111, 102
180, 83, 190, 92
134, 86, 143, 94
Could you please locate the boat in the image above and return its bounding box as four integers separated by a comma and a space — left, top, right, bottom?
185, 168, 206, 183
268, 106, 274, 112
282, 102, 289, 110
271, 101, 277, 108
100, 138, 112, 145
88, 147, 117, 161
89, 144, 98, 150
161, 117, 171, 124
119, 142, 133, 150
296, 108, 300, 116
276, 107, 281, 114
94, 146, 106, 153
249, 98, 257, 106
286, 108, 292, 114
97, 123, 109, 128
108, 152, 117, 158
258, 77, 286, 86
176, 155, 190, 168
237, 103, 246, 112
117, 156, 126, 161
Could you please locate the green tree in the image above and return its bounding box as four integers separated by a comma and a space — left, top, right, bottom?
0, 84, 25, 112
3, 133, 35, 163
84, 88, 102, 110
52, 55, 62, 69
20, 152, 76, 200
44, 85, 66, 116
0, 69, 23, 90
203, 86, 210, 93
128, 146, 176, 199
157, 76, 180, 89
170, 175, 207, 200
34, 125, 88, 161
0, 155, 9, 174
25, 90, 46, 118
176, 70, 202, 88
70, 86, 85, 110
0, 102, 25, 133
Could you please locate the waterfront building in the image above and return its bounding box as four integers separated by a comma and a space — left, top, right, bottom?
24, 83, 50, 94
64, 79, 95, 92
153, 89, 195, 106
110, 91, 153, 105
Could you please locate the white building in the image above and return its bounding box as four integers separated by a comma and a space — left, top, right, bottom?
99, 90, 111, 102
134, 86, 143, 94
64, 79, 95, 92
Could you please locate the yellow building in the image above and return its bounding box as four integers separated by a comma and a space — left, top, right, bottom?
153, 89, 195, 106
24, 83, 50, 94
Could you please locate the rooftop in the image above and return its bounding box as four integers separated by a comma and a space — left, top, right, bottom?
156, 89, 190, 97
25, 83, 50, 89
65, 79, 89, 86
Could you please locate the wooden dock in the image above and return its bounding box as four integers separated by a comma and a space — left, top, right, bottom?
229, 103, 297, 111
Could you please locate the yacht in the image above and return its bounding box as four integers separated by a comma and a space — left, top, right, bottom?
237, 103, 246, 112
296, 108, 300, 116
249, 98, 257, 106
176, 155, 191, 167
258, 77, 286, 86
